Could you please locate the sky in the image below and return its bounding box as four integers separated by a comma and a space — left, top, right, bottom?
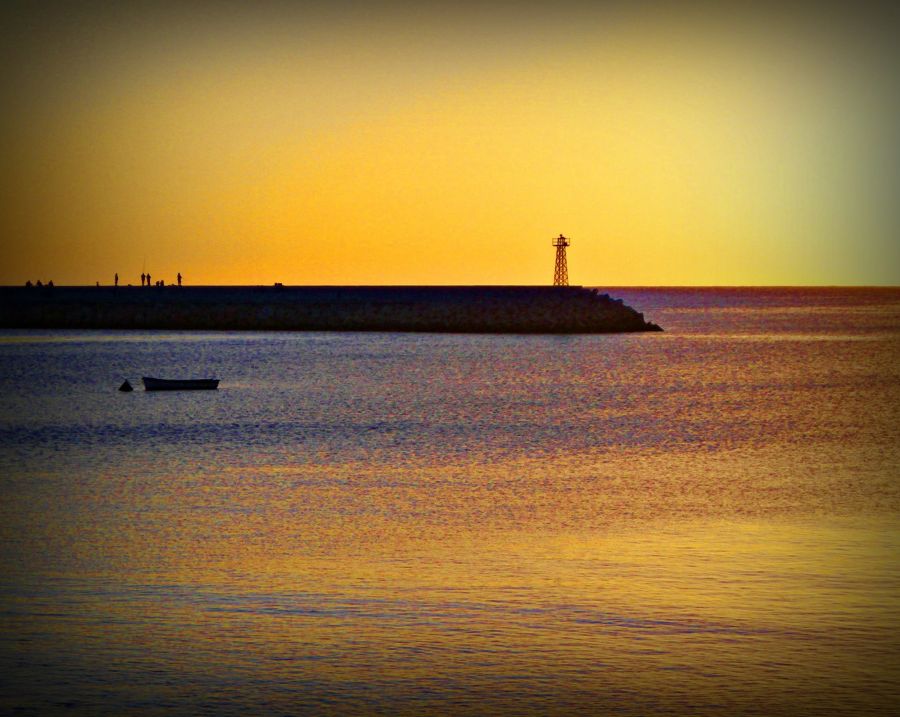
2, 1, 898, 286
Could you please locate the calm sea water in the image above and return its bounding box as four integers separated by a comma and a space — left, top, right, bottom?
1, 287, 898, 716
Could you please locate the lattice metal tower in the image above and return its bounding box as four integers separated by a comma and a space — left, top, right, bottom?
552, 234, 570, 286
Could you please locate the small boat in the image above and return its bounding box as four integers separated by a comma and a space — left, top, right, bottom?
142, 376, 219, 391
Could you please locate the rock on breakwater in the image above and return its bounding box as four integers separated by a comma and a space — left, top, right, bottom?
0, 286, 662, 333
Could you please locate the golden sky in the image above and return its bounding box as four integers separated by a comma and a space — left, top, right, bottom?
2, 1, 898, 286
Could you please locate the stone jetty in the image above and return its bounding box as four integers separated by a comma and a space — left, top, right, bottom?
0, 286, 662, 333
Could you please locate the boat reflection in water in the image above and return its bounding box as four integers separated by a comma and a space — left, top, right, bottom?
141, 376, 219, 391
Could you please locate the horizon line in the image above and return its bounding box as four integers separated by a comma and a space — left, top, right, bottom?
3, 283, 899, 290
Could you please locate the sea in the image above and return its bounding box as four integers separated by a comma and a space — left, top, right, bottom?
0, 287, 898, 716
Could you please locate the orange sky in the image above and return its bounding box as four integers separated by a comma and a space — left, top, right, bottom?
2, 2, 898, 286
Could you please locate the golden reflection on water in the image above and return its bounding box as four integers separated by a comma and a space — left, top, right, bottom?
16, 500, 897, 715
1, 290, 899, 714
6, 439, 896, 714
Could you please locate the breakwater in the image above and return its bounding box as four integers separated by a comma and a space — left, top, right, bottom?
0, 286, 662, 333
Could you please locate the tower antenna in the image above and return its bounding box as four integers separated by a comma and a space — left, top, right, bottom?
552, 234, 570, 286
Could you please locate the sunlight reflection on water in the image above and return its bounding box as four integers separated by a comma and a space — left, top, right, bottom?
0, 288, 898, 715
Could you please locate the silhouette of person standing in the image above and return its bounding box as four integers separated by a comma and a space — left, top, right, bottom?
141, 273, 145, 286
115, 273, 119, 287
146, 273, 151, 286
177, 272, 182, 287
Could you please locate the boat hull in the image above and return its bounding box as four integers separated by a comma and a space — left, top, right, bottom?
142, 377, 219, 391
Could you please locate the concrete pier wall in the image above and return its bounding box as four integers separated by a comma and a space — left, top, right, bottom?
0, 286, 662, 333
